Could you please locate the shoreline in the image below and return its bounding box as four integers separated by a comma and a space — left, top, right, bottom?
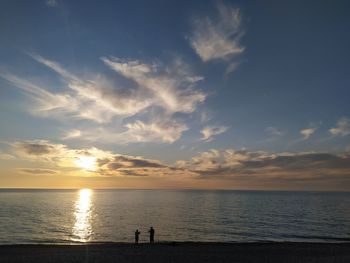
1, 239, 350, 245
1, 242, 349, 263
1, 240, 350, 245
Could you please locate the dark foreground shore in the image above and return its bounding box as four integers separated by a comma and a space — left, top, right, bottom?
0, 242, 349, 263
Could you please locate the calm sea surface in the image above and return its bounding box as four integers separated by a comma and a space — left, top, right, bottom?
0, 189, 349, 244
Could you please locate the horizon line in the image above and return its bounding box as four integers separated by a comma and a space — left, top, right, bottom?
0, 187, 349, 193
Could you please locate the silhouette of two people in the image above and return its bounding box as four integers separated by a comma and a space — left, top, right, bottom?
134, 227, 155, 244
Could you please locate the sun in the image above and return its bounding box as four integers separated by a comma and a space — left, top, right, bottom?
75, 156, 97, 171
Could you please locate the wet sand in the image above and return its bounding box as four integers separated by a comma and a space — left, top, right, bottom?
0, 242, 349, 263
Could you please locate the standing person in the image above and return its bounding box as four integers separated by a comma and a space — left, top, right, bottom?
148, 227, 155, 243
135, 229, 141, 244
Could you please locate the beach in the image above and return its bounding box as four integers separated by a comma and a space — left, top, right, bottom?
0, 242, 349, 263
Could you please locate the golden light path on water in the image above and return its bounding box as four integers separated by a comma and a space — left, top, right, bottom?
72, 189, 93, 242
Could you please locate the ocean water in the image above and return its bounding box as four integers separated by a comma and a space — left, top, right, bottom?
0, 189, 349, 244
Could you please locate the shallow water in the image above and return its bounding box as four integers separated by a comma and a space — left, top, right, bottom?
0, 189, 349, 244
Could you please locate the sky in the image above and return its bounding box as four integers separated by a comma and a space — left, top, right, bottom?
0, 0, 349, 190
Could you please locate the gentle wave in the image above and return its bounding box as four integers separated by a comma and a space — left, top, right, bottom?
1, 189, 350, 244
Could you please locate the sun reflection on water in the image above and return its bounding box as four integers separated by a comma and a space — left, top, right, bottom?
72, 189, 93, 242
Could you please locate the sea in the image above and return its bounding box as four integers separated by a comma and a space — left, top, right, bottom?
0, 189, 349, 244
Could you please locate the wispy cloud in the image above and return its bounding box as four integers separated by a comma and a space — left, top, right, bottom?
29, 53, 78, 82
200, 125, 228, 142
0, 70, 144, 124
330, 117, 350, 136
101, 56, 206, 114
45, 0, 57, 7
1, 54, 206, 144
28, 54, 153, 123
19, 168, 59, 175
62, 129, 82, 140
265, 126, 284, 137
123, 120, 188, 144
0, 71, 79, 118
62, 119, 188, 144
0, 152, 15, 160
300, 127, 317, 140
189, 1, 244, 71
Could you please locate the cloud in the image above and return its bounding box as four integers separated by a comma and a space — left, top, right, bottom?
0, 152, 15, 160
13, 140, 113, 169
123, 120, 188, 144
177, 149, 269, 174
330, 117, 350, 136
189, 2, 244, 64
102, 155, 165, 169
62, 129, 82, 140
177, 149, 350, 185
45, 0, 57, 7
1, 54, 206, 144
97, 155, 169, 177
225, 62, 241, 75
63, 119, 188, 144
11, 140, 179, 177
28, 53, 78, 82
0, 71, 80, 118
265, 126, 284, 136
300, 127, 317, 140
5, 140, 350, 188
27, 54, 153, 123
101, 56, 206, 114
19, 168, 59, 175
201, 125, 228, 142
15, 141, 60, 155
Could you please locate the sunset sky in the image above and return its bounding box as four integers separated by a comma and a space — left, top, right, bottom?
0, 0, 349, 190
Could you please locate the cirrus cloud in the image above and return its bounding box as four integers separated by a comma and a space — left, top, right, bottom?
200, 125, 229, 142
63, 119, 188, 144
19, 168, 59, 175
330, 117, 350, 136
0, 53, 206, 144
101, 56, 206, 114
189, 1, 245, 73
300, 127, 317, 140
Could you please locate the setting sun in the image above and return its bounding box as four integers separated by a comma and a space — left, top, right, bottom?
74, 156, 97, 171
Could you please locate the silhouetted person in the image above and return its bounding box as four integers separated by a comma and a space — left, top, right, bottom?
148, 227, 155, 243
135, 229, 140, 244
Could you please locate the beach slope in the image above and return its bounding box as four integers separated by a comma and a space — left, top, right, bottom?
0, 242, 349, 263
